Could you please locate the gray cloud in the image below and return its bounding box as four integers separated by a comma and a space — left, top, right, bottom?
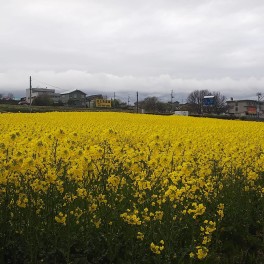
1, 0, 264, 99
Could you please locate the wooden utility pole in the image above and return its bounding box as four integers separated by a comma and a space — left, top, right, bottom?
30, 76, 32, 112
257, 92, 264, 119
136, 91, 139, 113
170, 90, 174, 112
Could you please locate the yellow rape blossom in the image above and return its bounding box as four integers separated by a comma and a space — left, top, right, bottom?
55, 212, 67, 225
16, 193, 28, 208
196, 246, 208, 260
150, 240, 165, 254
137, 232, 144, 241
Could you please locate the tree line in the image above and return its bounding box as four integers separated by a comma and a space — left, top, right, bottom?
135, 90, 227, 114
186, 90, 227, 114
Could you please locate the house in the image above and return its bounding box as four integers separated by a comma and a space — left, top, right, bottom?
26, 88, 60, 103
226, 99, 264, 117
60, 90, 86, 107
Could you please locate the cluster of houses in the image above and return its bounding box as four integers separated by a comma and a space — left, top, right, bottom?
19, 87, 264, 118
24, 88, 111, 108
178, 96, 264, 118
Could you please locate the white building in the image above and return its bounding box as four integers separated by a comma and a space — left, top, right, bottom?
226, 99, 264, 117
26, 88, 60, 103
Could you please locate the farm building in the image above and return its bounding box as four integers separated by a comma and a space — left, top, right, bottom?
60, 90, 86, 107
26, 88, 60, 103
226, 99, 264, 117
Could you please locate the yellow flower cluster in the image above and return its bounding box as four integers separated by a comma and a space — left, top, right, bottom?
55, 212, 67, 225
120, 209, 142, 225
195, 245, 209, 260
150, 240, 165, 254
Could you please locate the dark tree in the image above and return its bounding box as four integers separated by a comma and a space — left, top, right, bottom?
137, 97, 166, 113
187, 90, 211, 114
210, 91, 227, 114
137, 97, 177, 113
187, 90, 227, 114
112, 99, 121, 108
32, 94, 53, 106
167, 100, 180, 112
156, 101, 167, 113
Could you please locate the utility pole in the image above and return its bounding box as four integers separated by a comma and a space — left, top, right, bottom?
136, 91, 139, 113
127, 95, 130, 106
113, 92, 115, 108
257, 92, 264, 119
29, 76, 32, 112
170, 90, 174, 112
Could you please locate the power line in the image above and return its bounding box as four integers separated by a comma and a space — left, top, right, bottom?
32, 78, 67, 91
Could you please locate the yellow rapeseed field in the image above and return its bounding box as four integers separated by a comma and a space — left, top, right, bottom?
0, 112, 264, 263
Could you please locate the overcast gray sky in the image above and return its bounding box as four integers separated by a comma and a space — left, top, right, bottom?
0, 0, 264, 101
